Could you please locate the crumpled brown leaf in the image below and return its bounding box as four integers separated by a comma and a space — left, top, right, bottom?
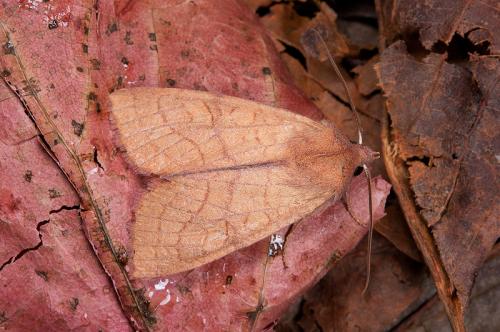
376, 0, 499, 329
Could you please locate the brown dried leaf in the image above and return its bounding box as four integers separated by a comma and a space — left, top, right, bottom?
277, 234, 435, 331
393, 245, 500, 332
257, 2, 351, 58
376, 0, 499, 53
377, 5, 499, 329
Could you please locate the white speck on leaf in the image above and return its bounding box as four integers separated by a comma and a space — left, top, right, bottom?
159, 289, 171, 306
24, 0, 43, 10
154, 279, 169, 290
148, 291, 154, 298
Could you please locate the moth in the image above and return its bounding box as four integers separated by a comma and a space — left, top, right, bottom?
110, 87, 377, 279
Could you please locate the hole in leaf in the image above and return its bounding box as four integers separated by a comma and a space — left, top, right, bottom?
292, 0, 320, 18
402, 30, 430, 61
279, 40, 308, 70
255, 6, 270, 16
385, 189, 398, 206
445, 33, 491, 64
407, 155, 431, 167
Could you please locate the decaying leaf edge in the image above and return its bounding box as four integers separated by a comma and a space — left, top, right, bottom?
380, 111, 465, 332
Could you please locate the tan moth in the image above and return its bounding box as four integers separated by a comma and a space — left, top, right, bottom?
109, 87, 377, 279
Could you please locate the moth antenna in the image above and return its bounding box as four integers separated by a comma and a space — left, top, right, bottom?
311, 28, 363, 145
361, 164, 373, 295
311, 28, 374, 294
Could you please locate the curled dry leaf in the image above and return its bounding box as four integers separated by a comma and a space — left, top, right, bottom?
0, 0, 390, 330
376, 0, 499, 329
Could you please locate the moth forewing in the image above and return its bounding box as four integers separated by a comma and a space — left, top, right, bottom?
110, 88, 375, 278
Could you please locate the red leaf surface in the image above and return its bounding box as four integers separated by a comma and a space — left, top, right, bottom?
0, 82, 128, 330
0, 210, 131, 331
0, 0, 390, 330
